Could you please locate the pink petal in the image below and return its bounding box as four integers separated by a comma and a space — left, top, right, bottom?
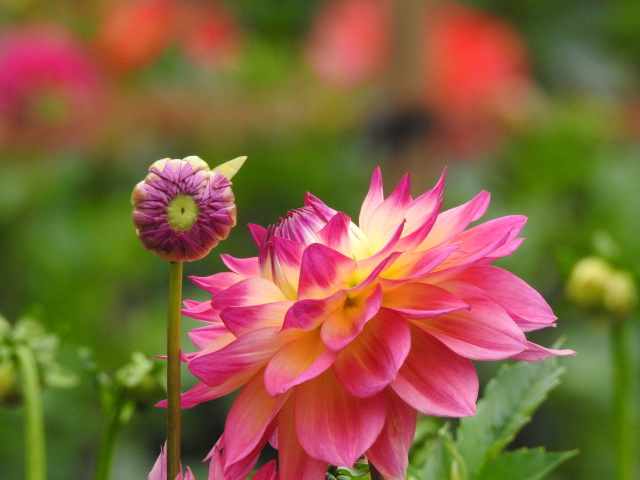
333, 309, 410, 397
282, 289, 348, 331
190, 272, 245, 295
221, 254, 260, 277
349, 251, 402, 297
277, 399, 329, 480
317, 211, 354, 257
451, 265, 557, 328
212, 278, 287, 310
252, 460, 277, 480
264, 329, 337, 396
511, 341, 575, 361
403, 169, 445, 233
413, 298, 527, 360
382, 282, 468, 319
220, 301, 291, 336
305, 192, 337, 222
363, 174, 412, 243
365, 389, 417, 480
419, 190, 491, 250
390, 326, 477, 417
189, 328, 300, 387
381, 243, 458, 283
321, 284, 383, 351
157, 372, 253, 408
208, 433, 262, 480
259, 237, 305, 300
295, 369, 387, 466
189, 323, 230, 349
182, 299, 220, 322
224, 369, 289, 466
248, 223, 267, 246
358, 167, 384, 231
297, 243, 356, 300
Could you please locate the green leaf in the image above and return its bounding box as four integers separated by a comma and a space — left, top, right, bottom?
456, 358, 565, 477
421, 424, 467, 480
474, 447, 578, 480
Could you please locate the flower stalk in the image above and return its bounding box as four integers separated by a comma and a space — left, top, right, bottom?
93, 408, 121, 480
611, 319, 637, 480
167, 260, 184, 480
15, 344, 46, 480
369, 462, 384, 480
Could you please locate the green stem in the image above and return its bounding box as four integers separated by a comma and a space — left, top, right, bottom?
15, 344, 46, 480
93, 407, 121, 480
167, 261, 183, 480
611, 320, 637, 480
369, 461, 384, 480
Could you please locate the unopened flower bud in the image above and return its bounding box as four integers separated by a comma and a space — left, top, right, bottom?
566, 256, 637, 319
132, 156, 245, 262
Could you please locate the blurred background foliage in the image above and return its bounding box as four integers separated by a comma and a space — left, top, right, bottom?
0, 0, 638, 478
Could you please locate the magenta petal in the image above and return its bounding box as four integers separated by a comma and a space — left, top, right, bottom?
321, 284, 383, 351
252, 460, 277, 480
159, 370, 254, 408
248, 223, 267, 246
223, 369, 289, 466
365, 389, 417, 480
363, 174, 412, 240
189, 328, 299, 387
333, 309, 410, 397
382, 282, 468, 319
221, 254, 259, 277
260, 237, 306, 299
511, 341, 575, 361
220, 301, 291, 336
212, 278, 287, 309
264, 330, 337, 396
297, 243, 357, 300
188, 323, 229, 349
391, 326, 478, 417
317, 211, 354, 257
278, 400, 329, 480
359, 167, 384, 231
414, 299, 527, 360
453, 265, 557, 327
295, 369, 386, 466
182, 299, 219, 322
282, 290, 348, 331
208, 433, 263, 480
190, 272, 244, 295
420, 190, 491, 249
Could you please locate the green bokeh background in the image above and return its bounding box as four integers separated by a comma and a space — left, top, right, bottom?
1, 1, 639, 479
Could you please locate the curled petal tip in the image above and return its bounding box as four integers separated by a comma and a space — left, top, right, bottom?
213, 156, 247, 180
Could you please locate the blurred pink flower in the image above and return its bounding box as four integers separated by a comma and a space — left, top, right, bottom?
131, 156, 243, 262
175, 168, 572, 480
149, 443, 196, 480
148, 443, 277, 480
0, 23, 106, 149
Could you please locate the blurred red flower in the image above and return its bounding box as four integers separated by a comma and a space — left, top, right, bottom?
95, 0, 242, 75
306, 0, 533, 154
0, 23, 106, 150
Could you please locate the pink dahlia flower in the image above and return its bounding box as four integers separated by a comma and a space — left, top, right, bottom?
176, 168, 573, 479
132, 156, 244, 262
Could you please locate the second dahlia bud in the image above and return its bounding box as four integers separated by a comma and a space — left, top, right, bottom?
132, 156, 245, 262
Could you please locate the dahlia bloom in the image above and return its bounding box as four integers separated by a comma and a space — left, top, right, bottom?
131, 156, 244, 262
178, 168, 572, 479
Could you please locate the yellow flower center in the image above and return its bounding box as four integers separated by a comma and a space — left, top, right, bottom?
167, 194, 200, 231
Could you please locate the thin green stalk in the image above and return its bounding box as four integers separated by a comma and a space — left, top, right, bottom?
15, 344, 46, 480
167, 261, 183, 480
93, 408, 121, 480
611, 320, 637, 480
369, 462, 384, 480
